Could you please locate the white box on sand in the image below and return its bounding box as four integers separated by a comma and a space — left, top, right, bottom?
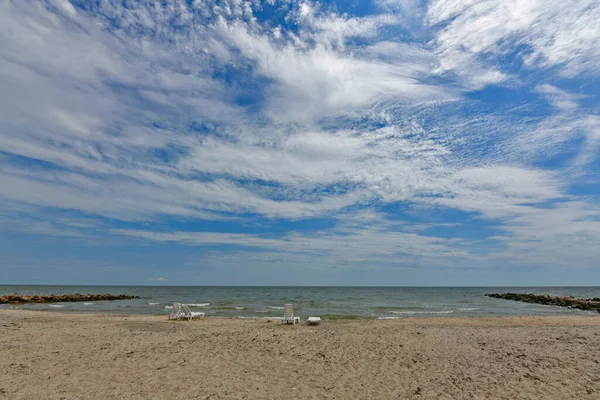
307, 317, 321, 325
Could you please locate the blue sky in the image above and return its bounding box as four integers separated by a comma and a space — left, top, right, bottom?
1, 0, 599, 285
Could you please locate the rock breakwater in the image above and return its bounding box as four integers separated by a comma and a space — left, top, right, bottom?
0, 293, 140, 304
486, 293, 600, 313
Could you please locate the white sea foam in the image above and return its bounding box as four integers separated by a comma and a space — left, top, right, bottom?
458, 308, 479, 311
48, 305, 64, 308
235, 307, 246, 310
267, 306, 284, 310
83, 302, 95, 305
148, 302, 160, 305
388, 310, 454, 315
162, 303, 209, 308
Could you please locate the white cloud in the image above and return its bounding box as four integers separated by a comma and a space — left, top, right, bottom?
428, 0, 600, 79
0, 0, 456, 221
484, 201, 600, 268
430, 166, 564, 219
1, 0, 600, 275
213, 18, 455, 121
112, 223, 473, 268
299, 2, 312, 17
535, 84, 582, 111
507, 114, 600, 170
111, 195, 600, 269
49, 0, 77, 18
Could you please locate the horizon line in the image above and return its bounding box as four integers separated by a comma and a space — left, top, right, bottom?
2, 284, 600, 288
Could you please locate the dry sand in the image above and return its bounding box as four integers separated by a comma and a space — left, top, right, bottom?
1, 310, 600, 399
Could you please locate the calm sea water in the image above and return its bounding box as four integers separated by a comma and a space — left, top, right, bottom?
1, 286, 600, 319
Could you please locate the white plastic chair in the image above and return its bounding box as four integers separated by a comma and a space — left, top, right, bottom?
281, 303, 300, 325
169, 302, 184, 320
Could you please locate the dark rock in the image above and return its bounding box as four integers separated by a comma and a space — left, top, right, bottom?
485, 293, 600, 313
0, 294, 139, 304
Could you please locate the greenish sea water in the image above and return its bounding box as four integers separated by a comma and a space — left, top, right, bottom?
2, 286, 599, 319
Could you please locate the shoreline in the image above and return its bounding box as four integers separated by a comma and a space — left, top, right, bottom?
2, 308, 600, 323
2, 305, 598, 320
2, 310, 600, 399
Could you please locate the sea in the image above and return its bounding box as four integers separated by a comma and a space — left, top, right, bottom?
1, 286, 600, 319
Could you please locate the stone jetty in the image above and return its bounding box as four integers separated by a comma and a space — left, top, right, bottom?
0, 293, 139, 304
486, 293, 600, 313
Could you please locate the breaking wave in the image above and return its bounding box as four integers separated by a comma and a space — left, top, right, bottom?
387, 310, 454, 315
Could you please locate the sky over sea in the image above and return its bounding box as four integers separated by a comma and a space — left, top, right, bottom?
1, 0, 599, 286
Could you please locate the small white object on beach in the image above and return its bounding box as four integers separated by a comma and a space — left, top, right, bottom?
307, 317, 321, 325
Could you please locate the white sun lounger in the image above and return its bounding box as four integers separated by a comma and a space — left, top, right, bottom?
281, 303, 300, 325
169, 302, 205, 321
307, 317, 321, 325
179, 304, 205, 321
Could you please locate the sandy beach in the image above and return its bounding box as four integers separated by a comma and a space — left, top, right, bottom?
1, 310, 600, 399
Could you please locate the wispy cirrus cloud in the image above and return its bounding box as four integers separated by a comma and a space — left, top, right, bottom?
428, 0, 600, 78
1, 0, 600, 284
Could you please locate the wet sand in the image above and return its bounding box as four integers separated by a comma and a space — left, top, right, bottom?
1, 310, 600, 399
